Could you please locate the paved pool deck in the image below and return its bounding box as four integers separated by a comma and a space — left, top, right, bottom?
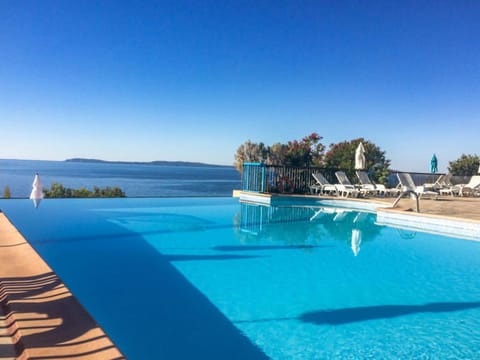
0, 213, 125, 360
235, 190, 480, 221
236, 190, 480, 239
373, 195, 480, 221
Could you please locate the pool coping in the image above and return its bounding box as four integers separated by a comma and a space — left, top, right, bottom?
235, 191, 390, 210
0, 212, 125, 360
235, 191, 480, 241
376, 207, 480, 241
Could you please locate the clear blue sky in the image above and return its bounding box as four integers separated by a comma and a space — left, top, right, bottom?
1, 1, 479, 171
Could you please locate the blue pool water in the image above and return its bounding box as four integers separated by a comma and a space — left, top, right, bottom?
1, 198, 480, 359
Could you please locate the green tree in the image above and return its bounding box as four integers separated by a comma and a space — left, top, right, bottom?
44, 182, 68, 198
267, 142, 289, 166
284, 133, 325, 167
3, 186, 11, 198
98, 186, 125, 197
324, 138, 390, 184
448, 154, 480, 176
234, 133, 325, 170
44, 183, 125, 198
234, 140, 269, 172
72, 187, 92, 198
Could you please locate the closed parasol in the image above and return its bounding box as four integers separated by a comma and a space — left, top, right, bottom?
355, 142, 366, 170
29, 173, 44, 208
430, 154, 438, 173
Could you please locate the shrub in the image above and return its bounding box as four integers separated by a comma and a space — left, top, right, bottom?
44, 183, 126, 198
3, 186, 11, 198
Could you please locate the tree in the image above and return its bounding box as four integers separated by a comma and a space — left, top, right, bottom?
448, 154, 480, 176
234, 133, 326, 171
267, 142, 289, 166
284, 133, 325, 167
324, 138, 390, 183
3, 186, 11, 198
44, 182, 125, 198
234, 140, 268, 172
72, 187, 92, 198
44, 183, 69, 198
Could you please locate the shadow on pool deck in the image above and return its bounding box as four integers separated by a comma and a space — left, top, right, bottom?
0, 261, 125, 360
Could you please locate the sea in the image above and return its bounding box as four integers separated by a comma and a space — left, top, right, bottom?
0, 159, 241, 198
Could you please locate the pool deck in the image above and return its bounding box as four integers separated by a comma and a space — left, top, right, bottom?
235, 190, 480, 221
371, 195, 480, 239
0, 213, 125, 360
374, 195, 480, 221
236, 190, 480, 239
2, 194, 480, 359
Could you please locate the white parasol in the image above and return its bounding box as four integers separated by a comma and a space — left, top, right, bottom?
355, 142, 366, 170
29, 173, 44, 208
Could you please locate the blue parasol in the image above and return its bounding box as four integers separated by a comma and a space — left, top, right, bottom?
430, 154, 438, 173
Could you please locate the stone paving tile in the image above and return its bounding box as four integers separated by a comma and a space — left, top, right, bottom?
0, 214, 125, 360
0, 309, 16, 360
373, 195, 480, 221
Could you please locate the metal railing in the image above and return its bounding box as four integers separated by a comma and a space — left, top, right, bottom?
242, 163, 473, 194
242, 163, 338, 194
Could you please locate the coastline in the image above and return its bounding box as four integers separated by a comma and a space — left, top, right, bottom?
0, 159, 241, 198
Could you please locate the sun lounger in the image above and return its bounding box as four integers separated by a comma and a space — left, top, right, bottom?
424, 173, 455, 192
392, 172, 439, 212
309, 172, 337, 196
396, 172, 439, 199
420, 173, 463, 196
334, 171, 360, 198
449, 175, 480, 197
355, 170, 400, 197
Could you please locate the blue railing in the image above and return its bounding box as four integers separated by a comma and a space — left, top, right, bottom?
242, 162, 266, 192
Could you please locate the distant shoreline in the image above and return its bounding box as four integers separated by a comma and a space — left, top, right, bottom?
65, 158, 233, 168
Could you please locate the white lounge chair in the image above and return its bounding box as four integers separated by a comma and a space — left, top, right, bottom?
355, 170, 399, 197
447, 175, 480, 197
391, 172, 438, 212
309, 172, 337, 196
396, 172, 439, 199
334, 171, 360, 198
423, 173, 455, 191
430, 173, 461, 196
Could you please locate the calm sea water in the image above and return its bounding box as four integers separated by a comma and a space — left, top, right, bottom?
0, 159, 241, 197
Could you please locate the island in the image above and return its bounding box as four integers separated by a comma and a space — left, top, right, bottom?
65, 158, 233, 168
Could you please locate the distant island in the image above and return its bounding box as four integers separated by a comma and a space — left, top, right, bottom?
65, 158, 233, 168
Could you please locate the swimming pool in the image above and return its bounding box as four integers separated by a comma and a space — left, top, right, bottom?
1, 197, 480, 359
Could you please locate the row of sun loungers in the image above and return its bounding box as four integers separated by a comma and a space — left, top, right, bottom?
421, 173, 480, 197
309, 171, 396, 198
309, 171, 480, 198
